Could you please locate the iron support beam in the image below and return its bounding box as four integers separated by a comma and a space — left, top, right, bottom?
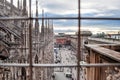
77, 0, 81, 80
1, 63, 120, 67
29, 0, 33, 80
1, 17, 120, 20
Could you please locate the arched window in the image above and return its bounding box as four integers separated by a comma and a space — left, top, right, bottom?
0, 47, 9, 60
21, 67, 26, 80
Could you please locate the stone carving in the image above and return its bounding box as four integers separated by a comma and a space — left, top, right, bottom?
106, 67, 120, 80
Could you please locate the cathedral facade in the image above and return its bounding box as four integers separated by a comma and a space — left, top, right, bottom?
0, 0, 54, 80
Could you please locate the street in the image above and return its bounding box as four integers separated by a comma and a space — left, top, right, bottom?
54, 46, 77, 80
54, 72, 70, 80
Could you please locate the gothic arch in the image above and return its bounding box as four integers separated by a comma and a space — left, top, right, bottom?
0, 45, 9, 60
21, 67, 26, 80
34, 54, 39, 63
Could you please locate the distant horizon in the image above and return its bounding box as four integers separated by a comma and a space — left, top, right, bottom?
54, 30, 120, 35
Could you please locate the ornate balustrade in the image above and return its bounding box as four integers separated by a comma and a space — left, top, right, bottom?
85, 44, 120, 80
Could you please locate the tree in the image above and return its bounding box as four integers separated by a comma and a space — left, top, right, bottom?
96, 32, 106, 38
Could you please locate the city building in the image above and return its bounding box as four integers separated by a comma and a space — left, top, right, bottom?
105, 33, 120, 40
55, 34, 71, 46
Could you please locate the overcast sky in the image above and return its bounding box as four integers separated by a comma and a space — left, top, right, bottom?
7, 0, 120, 34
